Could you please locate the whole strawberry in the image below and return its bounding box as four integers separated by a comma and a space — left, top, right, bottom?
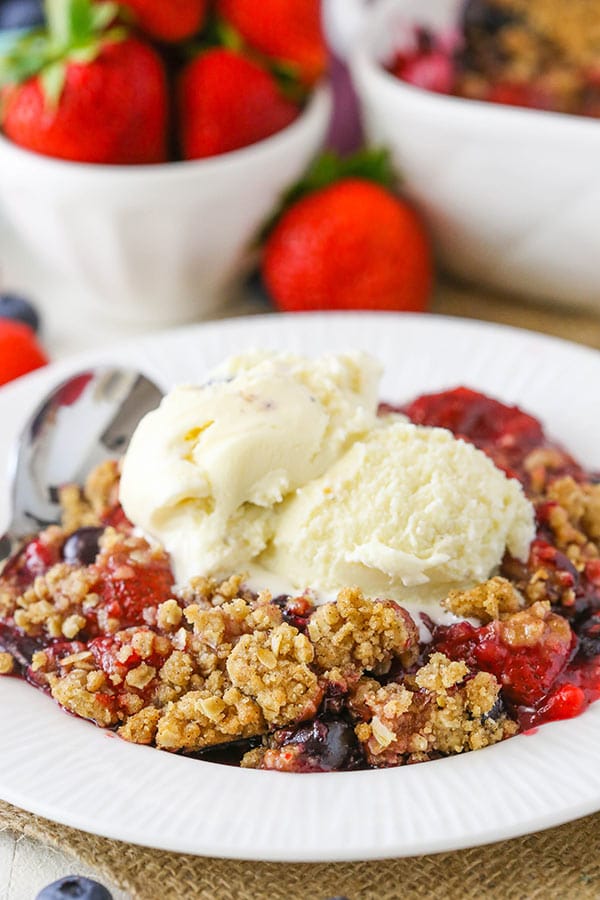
0, 0, 168, 164
0, 319, 47, 386
114, 0, 206, 43
263, 154, 433, 313
217, 0, 326, 86
178, 48, 301, 160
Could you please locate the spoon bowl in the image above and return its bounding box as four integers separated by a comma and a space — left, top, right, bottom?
0, 367, 163, 564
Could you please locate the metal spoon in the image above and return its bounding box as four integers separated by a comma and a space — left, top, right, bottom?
0, 367, 164, 564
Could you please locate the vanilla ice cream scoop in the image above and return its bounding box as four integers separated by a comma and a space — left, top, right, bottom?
259, 418, 535, 603
119, 351, 380, 582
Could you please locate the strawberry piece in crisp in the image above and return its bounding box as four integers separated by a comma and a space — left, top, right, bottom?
92, 541, 175, 630
434, 604, 575, 709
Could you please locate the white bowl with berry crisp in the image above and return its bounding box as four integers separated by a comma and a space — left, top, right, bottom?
351, 0, 600, 311
1, 312, 600, 862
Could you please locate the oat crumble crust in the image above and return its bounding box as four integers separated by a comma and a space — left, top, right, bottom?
59, 460, 121, 531
456, 0, 600, 114
443, 577, 523, 623
227, 623, 322, 726
307, 588, 419, 676
495, 0, 600, 67
347, 654, 517, 767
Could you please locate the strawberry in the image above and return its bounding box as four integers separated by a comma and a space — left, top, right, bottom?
114, 0, 207, 43
217, 0, 326, 86
0, 319, 47, 386
262, 153, 433, 313
0, 0, 168, 164
178, 48, 301, 160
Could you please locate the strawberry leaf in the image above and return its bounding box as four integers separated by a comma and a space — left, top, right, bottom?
90, 1, 118, 31
259, 148, 398, 241
0, 33, 52, 86
215, 19, 244, 52
39, 59, 67, 107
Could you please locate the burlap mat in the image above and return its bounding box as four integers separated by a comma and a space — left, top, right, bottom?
1, 798, 599, 899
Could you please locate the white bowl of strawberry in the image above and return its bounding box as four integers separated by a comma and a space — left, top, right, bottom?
350, 0, 600, 311
0, 0, 331, 324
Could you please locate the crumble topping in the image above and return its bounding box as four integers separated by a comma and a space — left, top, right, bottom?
60, 460, 121, 531
348, 654, 517, 767
307, 588, 419, 675
0, 651, 14, 674
444, 577, 523, 623
227, 623, 321, 726
498, 600, 572, 649
495, 0, 600, 68
155, 672, 265, 751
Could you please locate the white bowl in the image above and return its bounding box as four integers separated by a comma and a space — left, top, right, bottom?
351, 0, 600, 310
0, 87, 331, 325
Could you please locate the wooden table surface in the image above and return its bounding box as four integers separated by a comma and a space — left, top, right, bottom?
2, 218, 600, 898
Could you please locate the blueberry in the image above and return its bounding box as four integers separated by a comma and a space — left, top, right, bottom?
576, 616, 600, 660
462, 0, 516, 34
482, 696, 505, 722
63, 527, 104, 566
283, 717, 362, 771
36, 876, 113, 900
0, 291, 40, 332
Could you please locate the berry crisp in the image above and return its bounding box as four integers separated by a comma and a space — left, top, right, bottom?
1, 387, 599, 772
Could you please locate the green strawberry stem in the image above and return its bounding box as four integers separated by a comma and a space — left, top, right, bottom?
46, 0, 119, 51
0, 0, 124, 108
259, 148, 398, 241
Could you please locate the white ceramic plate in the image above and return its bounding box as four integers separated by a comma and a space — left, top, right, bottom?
1, 312, 600, 862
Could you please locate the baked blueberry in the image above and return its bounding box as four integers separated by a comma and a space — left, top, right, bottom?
62, 527, 104, 566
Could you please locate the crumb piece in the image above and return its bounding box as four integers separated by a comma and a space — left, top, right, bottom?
308, 588, 418, 676
157, 599, 183, 631
240, 747, 266, 769
12, 564, 97, 638
548, 477, 600, 542
51, 671, 118, 727
444, 577, 522, 623
179, 573, 252, 608
59, 484, 100, 532
62, 614, 87, 639
130, 630, 156, 659
414, 654, 469, 692
59, 460, 121, 532
0, 651, 14, 675
84, 460, 121, 518
156, 671, 265, 751
118, 708, 161, 745
499, 600, 572, 648
86, 670, 106, 692
227, 623, 321, 726
159, 651, 194, 689
125, 663, 156, 690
